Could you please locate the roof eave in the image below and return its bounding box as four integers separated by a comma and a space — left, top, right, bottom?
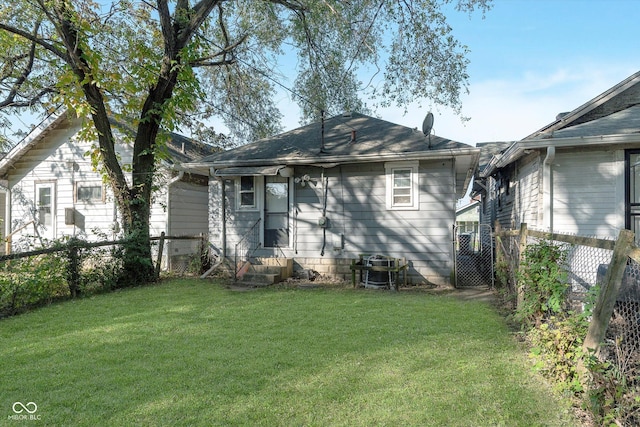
481, 133, 640, 177
0, 109, 69, 177
186, 147, 481, 173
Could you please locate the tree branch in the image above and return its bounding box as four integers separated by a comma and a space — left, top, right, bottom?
0, 22, 69, 62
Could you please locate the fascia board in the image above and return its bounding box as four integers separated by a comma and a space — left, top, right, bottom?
523, 71, 640, 140
185, 147, 481, 172
482, 133, 640, 177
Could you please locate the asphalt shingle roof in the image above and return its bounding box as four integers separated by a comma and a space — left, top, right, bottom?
198, 112, 472, 166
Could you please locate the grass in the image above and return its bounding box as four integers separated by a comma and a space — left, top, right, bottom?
0, 279, 579, 426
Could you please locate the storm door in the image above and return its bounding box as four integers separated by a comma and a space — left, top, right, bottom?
264, 175, 289, 248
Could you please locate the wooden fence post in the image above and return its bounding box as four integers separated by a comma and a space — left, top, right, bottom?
155, 232, 165, 277
517, 223, 528, 309
582, 229, 634, 357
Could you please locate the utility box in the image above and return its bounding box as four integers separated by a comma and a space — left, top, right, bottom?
65, 208, 76, 225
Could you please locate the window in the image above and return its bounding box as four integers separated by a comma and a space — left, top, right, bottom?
238, 176, 256, 209
76, 183, 104, 203
385, 161, 419, 210
37, 186, 52, 226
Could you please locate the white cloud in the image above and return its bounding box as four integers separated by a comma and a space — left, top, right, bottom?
377, 65, 637, 145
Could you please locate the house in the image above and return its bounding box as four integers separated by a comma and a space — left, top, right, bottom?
474, 70, 640, 296
475, 70, 640, 240
0, 109, 214, 269
456, 200, 480, 234
187, 112, 480, 286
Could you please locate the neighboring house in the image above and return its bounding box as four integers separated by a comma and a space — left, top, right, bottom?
475, 70, 640, 242
187, 112, 480, 285
456, 200, 480, 234
0, 110, 214, 269
474, 71, 640, 296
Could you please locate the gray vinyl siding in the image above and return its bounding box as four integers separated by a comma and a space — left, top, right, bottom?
551, 149, 623, 237
214, 159, 457, 284
166, 180, 208, 256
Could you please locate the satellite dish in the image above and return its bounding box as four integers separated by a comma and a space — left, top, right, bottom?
422, 112, 434, 136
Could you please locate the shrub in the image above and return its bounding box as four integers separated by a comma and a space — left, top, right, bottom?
527, 314, 588, 394
0, 253, 68, 317
516, 240, 569, 326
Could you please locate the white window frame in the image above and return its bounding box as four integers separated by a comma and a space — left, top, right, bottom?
236, 175, 261, 211
385, 161, 420, 210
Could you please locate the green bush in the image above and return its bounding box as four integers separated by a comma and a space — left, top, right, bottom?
0, 253, 68, 316
78, 245, 124, 294
0, 237, 127, 317
516, 240, 569, 326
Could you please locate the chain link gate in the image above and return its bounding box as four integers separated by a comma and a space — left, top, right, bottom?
454, 223, 494, 288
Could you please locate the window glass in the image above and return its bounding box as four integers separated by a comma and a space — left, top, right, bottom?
77, 184, 103, 202
385, 161, 419, 210
38, 187, 52, 226
239, 176, 255, 207
392, 169, 412, 205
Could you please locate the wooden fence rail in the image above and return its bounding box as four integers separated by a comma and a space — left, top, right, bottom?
495, 223, 638, 359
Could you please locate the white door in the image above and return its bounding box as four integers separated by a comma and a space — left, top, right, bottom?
35, 182, 56, 240
264, 176, 289, 248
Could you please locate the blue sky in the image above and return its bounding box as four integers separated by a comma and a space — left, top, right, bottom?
6, 0, 637, 147
280, 0, 639, 144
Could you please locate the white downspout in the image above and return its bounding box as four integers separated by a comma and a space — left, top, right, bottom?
543, 146, 556, 231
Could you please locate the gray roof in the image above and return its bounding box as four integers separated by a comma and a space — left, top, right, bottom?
525, 70, 640, 140
195, 112, 475, 167
475, 141, 514, 172
164, 133, 218, 164
550, 104, 640, 139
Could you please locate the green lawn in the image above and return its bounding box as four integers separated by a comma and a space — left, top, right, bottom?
1, 280, 579, 426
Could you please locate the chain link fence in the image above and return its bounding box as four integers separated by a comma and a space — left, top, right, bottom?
495, 225, 639, 424
454, 224, 494, 288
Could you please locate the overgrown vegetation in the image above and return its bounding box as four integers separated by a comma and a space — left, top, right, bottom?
516, 240, 570, 326
514, 240, 639, 426
0, 234, 210, 317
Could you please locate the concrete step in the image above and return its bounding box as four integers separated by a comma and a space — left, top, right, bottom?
249, 264, 285, 281
252, 257, 294, 280
239, 272, 279, 285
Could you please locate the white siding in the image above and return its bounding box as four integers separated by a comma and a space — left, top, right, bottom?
515, 154, 540, 228
551, 149, 623, 237
7, 120, 119, 247
5, 119, 208, 262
